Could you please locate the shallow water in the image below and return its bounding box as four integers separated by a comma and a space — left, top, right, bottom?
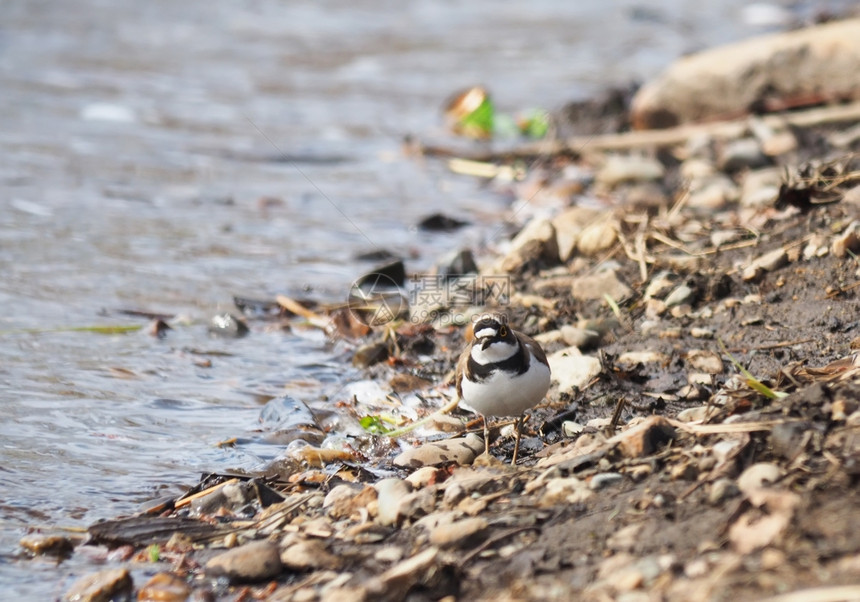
0, 0, 851, 595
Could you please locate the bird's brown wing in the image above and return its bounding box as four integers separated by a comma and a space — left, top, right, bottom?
455, 343, 471, 399
515, 331, 550, 373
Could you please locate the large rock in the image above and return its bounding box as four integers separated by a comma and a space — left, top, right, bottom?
64, 568, 132, 602
631, 19, 860, 129
501, 217, 559, 272
392, 433, 485, 469
553, 207, 601, 262
206, 540, 283, 582
547, 346, 602, 392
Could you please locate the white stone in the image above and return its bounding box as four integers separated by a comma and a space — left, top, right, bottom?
547, 347, 602, 392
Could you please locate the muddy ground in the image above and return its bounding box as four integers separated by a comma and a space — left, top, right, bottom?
34, 110, 860, 601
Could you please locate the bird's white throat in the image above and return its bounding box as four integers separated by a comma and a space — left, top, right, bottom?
470, 340, 518, 364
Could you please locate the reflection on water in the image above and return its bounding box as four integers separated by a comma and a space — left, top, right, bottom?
0, 0, 851, 595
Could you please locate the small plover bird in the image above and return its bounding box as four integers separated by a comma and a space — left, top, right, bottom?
456, 314, 551, 464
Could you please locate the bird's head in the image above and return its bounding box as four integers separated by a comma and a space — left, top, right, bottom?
472, 314, 514, 349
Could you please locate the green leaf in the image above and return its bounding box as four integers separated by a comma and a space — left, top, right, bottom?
518, 109, 550, 139
0, 324, 144, 336
147, 543, 160, 562
717, 338, 788, 400
359, 415, 394, 435
603, 293, 622, 321
459, 95, 494, 138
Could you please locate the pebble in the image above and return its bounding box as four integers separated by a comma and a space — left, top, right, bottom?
640, 318, 662, 334
323, 484, 363, 515
392, 433, 484, 468
616, 350, 669, 367
534, 329, 565, 345
577, 218, 618, 257
710, 229, 743, 248
709, 478, 740, 505
280, 538, 341, 570
719, 137, 769, 172
628, 464, 653, 481
559, 325, 598, 348
208, 313, 250, 338
364, 547, 440, 599
589, 472, 624, 490
663, 284, 694, 307
742, 247, 788, 282
571, 267, 632, 301
259, 395, 324, 445
644, 271, 677, 300
137, 573, 191, 602
414, 510, 458, 532
194, 479, 267, 517
832, 221, 860, 258
831, 398, 858, 421
418, 212, 469, 232
562, 421, 585, 436
64, 568, 132, 602
626, 182, 668, 210
803, 233, 830, 259
428, 517, 488, 547
553, 206, 601, 262
546, 347, 602, 392
374, 545, 405, 563
686, 174, 738, 210
501, 217, 559, 272
670, 461, 698, 481
677, 405, 709, 423
737, 462, 784, 496
540, 477, 594, 506
830, 123, 860, 149
435, 248, 478, 277
690, 327, 714, 339
355, 260, 406, 289
663, 254, 701, 272
596, 154, 665, 187
610, 416, 676, 458
205, 540, 283, 582
686, 350, 724, 374
374, 478, 414, 526
680, 158, 716, 180
395, 488, 437, 523
19, 534, 74, 557
712, 438, 745, 466
426, 412, 468, 433
758, 130, 798, 158
740, 167, 782, 208
404, 466, 443, 489
684, 557, 711, 578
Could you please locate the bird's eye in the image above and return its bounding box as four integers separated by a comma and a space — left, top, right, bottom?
499, 326, 507, 337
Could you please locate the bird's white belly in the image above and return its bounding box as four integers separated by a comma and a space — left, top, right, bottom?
460, 361, 551, 417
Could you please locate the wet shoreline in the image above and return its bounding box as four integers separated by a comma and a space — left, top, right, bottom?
4, 1, 858, 598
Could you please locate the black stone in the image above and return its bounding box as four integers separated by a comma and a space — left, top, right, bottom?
418, 213, 469, 232
208, 313, 250, 338
356, 260, 406, 289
